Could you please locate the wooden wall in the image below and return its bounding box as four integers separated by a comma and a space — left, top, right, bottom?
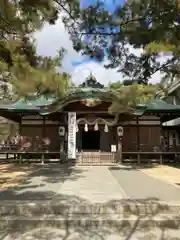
21, 114, 62, 151
20, 113, 162, 152
122, 115, 161, 151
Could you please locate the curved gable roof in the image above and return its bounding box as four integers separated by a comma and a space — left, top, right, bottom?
0, 88, 118, 115
1, 88, 180, 117
40, 88, 118, 115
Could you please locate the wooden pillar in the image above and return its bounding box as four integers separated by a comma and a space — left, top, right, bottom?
19, 113, 22, 136
167, 131, 170, 151
117, 137, 122, 164
19, 114, 22, 163
160, 118, 164, 165
42, 117, 45, 139
116, 126, 122, 164
59, 122, 66, 163
76, 129, 81, 151
64, 113, 68, 161
136, 116, 140, 164
59, 136, 63, 163
41, 117, 45, 164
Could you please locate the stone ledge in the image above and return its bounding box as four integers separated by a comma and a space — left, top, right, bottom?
0, 214, 180, 230
0, 201, 180, 216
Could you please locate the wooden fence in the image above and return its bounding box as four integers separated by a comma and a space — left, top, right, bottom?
75, 151, 116, 165
0, 143, 179, 165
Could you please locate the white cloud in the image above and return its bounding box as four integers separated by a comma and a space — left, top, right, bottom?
34, 17, 163, 85
34, 17, 79, 74
72, 61, 122, 85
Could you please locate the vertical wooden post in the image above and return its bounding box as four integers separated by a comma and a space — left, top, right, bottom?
65, 113, 68, 162
160, 119, 164, 165
42, 117, 45, 138
136, 116, 140, 164
19, 114, 22, 163
118, 137, 122, 164
59, 136, 62, 164
116, 125, 123, 164
41, 152, 44, 165
167, 131, 170, 151
41, 117, 45, 164
19, 113, 22, 136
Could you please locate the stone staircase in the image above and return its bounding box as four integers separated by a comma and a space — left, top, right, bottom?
75, 151, 116, 165
0, 200, 180, 231
0, 200, 180, 239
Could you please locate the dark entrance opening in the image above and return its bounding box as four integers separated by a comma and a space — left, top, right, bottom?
82, 130, 100, 150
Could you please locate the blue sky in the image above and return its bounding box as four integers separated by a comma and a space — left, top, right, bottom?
80, 0, 124, 12
34, 4, 163, 85
72, 0, 123, 67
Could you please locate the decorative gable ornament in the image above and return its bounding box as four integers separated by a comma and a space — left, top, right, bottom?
59, 126, 65, 136
80, 98, 102, 107
117, 126, 123, 136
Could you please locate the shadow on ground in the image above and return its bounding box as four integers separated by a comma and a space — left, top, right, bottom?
0, 164, 87, 201
0, 164, 180, 239
1, 196, 180, 240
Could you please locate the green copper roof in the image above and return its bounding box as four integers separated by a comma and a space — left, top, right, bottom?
0, 88, 117, 114
39, 88, 119, 115
0, 95, 57, 111
134, 99, 180, 115
1, 88, 180, 116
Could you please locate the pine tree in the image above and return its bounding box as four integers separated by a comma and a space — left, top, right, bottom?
0, 0, 70, 100
108, 83, 163, 114
63, 0, 180, 84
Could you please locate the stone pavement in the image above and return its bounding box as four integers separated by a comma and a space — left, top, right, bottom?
1, 164, 180, 202
3, 226, 180, 240
0, 164, 126, 202
60, 166, 126, 203
110, 165, 180, 201
1, 164, 180, 239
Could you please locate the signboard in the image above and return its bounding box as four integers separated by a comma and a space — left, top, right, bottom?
111, 145, 117, 153
68, 112, 76, 159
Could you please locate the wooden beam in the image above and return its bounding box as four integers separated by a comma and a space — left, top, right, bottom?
0, 110, 21, 122
63, 111, 109, 114
136, 117, 140, 164
42, 116, 45, 138
19, 113, 22, 136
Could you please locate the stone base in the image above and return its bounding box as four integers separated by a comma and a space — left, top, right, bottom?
1, 201, 180, 239
0, 214, 180, 230
0, 200, 180, 216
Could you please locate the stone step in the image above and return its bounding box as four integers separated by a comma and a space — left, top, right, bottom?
0, 214, 180, 230
0, 201, 180, 216
3, 227, 180, 240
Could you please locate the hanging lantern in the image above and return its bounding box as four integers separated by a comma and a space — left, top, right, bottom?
84, 123, 88, 132
94, 122, 99, 131
117, 126, 123, 136
59, 126, 65, 136
76, 124, 79, 132
104, 124, 109, 132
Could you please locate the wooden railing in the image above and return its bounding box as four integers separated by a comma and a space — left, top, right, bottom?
75, 151, 116, 165
0, 143, 179, 165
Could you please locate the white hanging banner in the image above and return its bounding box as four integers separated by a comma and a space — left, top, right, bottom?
68, 112, 76, 159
